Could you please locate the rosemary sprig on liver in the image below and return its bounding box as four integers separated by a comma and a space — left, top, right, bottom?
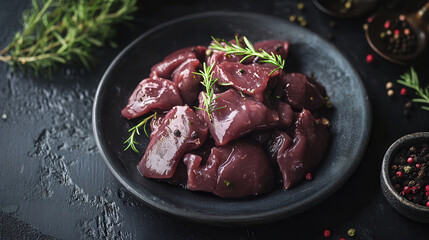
194, 62, 225, 121
210, 36, 285, 75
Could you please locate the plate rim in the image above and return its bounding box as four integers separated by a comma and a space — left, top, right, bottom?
92, 10, 372, 225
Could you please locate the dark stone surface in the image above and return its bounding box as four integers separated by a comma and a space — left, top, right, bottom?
0, 0, 428, 239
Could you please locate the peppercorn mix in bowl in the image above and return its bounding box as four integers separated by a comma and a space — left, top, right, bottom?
381, 132, 429, 223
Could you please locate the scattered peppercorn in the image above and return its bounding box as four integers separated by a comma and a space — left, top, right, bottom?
347, 228, 356, 237
404, 166, 411, 173
426, 185, 429, 192
400, 88, 407, 96
305, 172, 313, 181
426, 201, 429, 207
324, 229, 331, 238
387, 89, 395, 97
289, 14, 296, 22
416, 163, 421, 169
384, 20, 391, 29
174, 129, 181, 137
403, 186, 411, 194
1, 113, 6, 120
205, 49, 213, 56
385, 82, 393, 89
396, 171, 403, 178
366, 54, 374, 63
297, 2, 305, 10
407, 157, 414, 163
321, 117, 330, 127
404, 101, 413, 109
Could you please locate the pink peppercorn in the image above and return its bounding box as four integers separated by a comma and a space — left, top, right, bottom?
367, 17, 373, 23
411, 186, 418, 194
394, 29, 400, 35
416, 163, 421, 169
403, 186, 411, 194
384, 20, 390, 29
400, 88, 407, 96
396, 171, 403, 178
366, 54, 374, 63
340, 238, 345, 240
407, 157, 413, 163
426, 202, 429, 207
324, 229, 331, 238
425, 185, 429, 192
305, 172, 313, 181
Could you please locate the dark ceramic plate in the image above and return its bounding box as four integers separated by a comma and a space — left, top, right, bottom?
93, 11, 371, 225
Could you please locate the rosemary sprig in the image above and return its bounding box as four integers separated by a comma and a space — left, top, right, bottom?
124, 112, 157, 153
0, 0, 137, 77
397, 67, 429, 111
194, 62, 225, 121
210, 36, 285, 75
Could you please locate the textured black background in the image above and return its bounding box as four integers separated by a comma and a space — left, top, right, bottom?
1, 0, 429, 239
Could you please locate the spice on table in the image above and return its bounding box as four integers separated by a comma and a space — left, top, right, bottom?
386, 82, 393, 89
400, 88, 407, 96
297, 2, 305, 11
366, 54, 374, 63
321, 117, 330, 127
289, 14, 297, 22
347, 228, 356, 237
387, 89, 395, 97
407, 157, 414, 163
305, 172, 313, 181
1, 113, 6, 120
324, 229, 331, 238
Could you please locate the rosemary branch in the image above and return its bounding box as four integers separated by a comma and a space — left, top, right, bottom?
0, 0, 137, 77
397, 67, 429, 111
210, 36, 285, 75
194, 62, 225, 121
124, 112, 157, 153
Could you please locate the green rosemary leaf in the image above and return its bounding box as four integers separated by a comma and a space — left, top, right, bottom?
210, 35, 285, 75
124, 112, 157, 153
0, 0, 138, 77
397, 67, 429, 111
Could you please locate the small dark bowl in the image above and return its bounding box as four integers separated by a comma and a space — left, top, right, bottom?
381, 132, 429, 223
